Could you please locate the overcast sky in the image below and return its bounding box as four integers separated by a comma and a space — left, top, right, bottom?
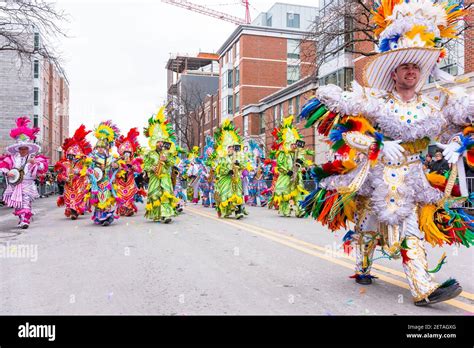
55, 0, 319, 144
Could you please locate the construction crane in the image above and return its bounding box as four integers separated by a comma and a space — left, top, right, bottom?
161, 0, 251, 26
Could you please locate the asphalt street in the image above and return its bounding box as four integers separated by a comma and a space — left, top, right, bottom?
0, 196, 472, 315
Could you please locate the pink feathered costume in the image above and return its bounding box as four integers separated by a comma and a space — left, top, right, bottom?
0, 117, 48, 228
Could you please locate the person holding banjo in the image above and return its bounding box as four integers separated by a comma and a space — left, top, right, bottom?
270, 116, 311, 218
143, 106, 180, 223
86, 120, 122, 227
0, 117, 48, 229
54, 125, 93, 220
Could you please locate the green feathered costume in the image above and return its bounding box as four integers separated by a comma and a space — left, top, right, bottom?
270, 116, 312, 217
143, 106, 179, 223
212, 119, 249, 219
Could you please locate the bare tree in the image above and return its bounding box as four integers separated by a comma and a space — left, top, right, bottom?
0, 0, 68, 65
304, 0, 473, 76
171, 81, 208, 151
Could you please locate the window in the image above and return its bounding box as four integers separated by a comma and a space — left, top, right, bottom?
227, 70, 233, 88
33, 114, 38, 128
227, 95, 233, 114
287, 39, 300, 60
235, 40, 240, 59
213, 106, 217, 120
287, 65, 300, 85
222, 98, 227, 114
266, 15, 272, 27
288, 98, 294, 115
34, 33, 40, 51
34, 60, 39, 78
243, 115, 249, 136
429, 65, 457, 83
279, 104, 284, 122
273, 106, 278, 125
295, 97, 301, 122
287, 13, 300, 28
321, 67, 353, 90
205, 111, 210, 124
34, 87, 39, 106
235, 92, 240, 112
259, 113, 265, 134
235, 65, 240, 86
222, 72, 227, 89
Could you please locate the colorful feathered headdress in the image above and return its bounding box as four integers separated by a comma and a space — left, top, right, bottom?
365, 0, 467, 91
93, 120, 120, 149
249, 139, 264, 159
62, 125, 92, 157
6, 116, 41, 155
203, 135, 214, 159
276, 116, 302, 153
187, 146, 200, 161
143, 106, 176, 150
116, 128, 140, 156
213, 119, 242, 157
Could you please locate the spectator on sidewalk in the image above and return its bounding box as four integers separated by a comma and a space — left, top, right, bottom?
423, 153, 434, 172
430, 151, 450, 175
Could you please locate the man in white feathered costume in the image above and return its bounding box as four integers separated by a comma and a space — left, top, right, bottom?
300, 0, 473, 306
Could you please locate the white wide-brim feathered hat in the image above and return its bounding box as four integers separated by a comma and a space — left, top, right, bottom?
6, 141, 41, 155
363, 0, 466, 92
6, 117, 41, 155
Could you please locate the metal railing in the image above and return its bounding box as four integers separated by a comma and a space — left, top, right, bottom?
38, 182, 59, 197
0, 174, 473, 209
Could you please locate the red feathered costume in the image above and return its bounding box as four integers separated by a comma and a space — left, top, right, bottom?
54, 125, 92, 219
114, 128, 144, 216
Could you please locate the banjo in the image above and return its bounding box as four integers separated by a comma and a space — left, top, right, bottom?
6, 154, 30, 186
93, 167, 104, 181
6, 168, 24, 186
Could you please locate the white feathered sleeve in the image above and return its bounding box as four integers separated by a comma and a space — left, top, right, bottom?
316, 81, 384, 120
443, 87, 474, 125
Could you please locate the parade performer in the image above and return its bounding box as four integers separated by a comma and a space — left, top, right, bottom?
241, 145, 251, 203
300, 0, 472, 306
213, 120, 248, 219
200, 135, 216, 208
173, 157, 188, 212
143, 107, 179, 223
115, 128, 144, 216
270, 116, 312, 217
247, 140, 268, 207
265, 128, 285, 210
87, 120, 122, 226
0, 117, 48, 229
186, 146, 201, 204
55, 125, 92, 220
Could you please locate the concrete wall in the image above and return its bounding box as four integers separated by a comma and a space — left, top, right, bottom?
0, 50, 34, 153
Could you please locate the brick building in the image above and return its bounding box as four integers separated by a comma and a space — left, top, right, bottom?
0, 31, 69, 164
217, 3, 318, 148
244, 0, 474, 163
172, 1, 473, 160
